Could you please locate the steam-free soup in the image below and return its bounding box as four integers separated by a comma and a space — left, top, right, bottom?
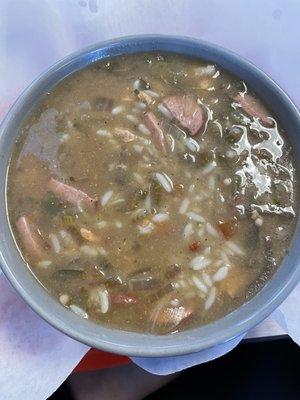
7, 53, 297, 334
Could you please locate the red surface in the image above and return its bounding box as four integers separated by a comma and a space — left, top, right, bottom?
74, 349, 131, 372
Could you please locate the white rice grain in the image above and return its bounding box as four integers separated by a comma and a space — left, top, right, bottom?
155, 172, 174, 193
220, 251, 231, 266
206, 222, 221, 239
214, 259, 224, 268
144, 194, 152, 210
37, 260, 52, 268
213, 266, 229, 282
101, 190, 113, 206
198, 226, 205, 238
190, 255, 211, 270
179, 198, 190, 214
133, 144, 144, 153
135, 101, 147, 110
143, 89, 159, 98
183, 223, 194, 238
80, 245, 98, 257
189, 184, 195, 193
208, 175, 215, 190
203, 246, 211, 256
152, 213, 169, 223
132, 107, 141, 115
59, 294, 70, 306
96, 221, 108, 229
226, 241, 245, 256
70, 304, 88, 319
59, 229, 74, 247
205, 287, 217, 310
255, 217, 264, 227
60, 133, 70, 143
157, 103, 173, 119
184, 137, 200, 152
224, 178, 232, 186
133, 172, 144, 184
111, 105, 125, 115
202, 272, 213, 287
178, 279, 187, 288
115, 221, 123, 228
98, 247, 107, 256
194, 65, 216, 77
49, 234, 61, 253
138, 137, 151, 146
99, 288, 109, 313
187, 211, 205, 223
202, 161, 217, 176
192, 276, 208, 294
96, 129, 111, 137
126, 114, 139, 124
138, 123, 151, 135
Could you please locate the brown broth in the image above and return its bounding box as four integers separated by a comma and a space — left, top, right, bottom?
6, 52, 297, 334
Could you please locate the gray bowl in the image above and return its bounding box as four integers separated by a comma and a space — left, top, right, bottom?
0, 35, 299, 357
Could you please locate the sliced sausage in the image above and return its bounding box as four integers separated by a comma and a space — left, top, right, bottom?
16, 215, 44, 259
48, 178, 97, 210
162, 95, 205, 135
232, 93, 273, 126
113, 128, 136, 142
144, 112, 167, 154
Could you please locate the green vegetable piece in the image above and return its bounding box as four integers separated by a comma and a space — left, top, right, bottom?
53, 268, 85, 280
61, 214, 76, 227
150, 179, 162, 206
41, 195, 65, 215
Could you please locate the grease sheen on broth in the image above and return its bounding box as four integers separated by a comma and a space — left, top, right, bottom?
7, 52, 297, 334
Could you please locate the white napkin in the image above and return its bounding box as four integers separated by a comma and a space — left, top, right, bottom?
0, 0, 299, 398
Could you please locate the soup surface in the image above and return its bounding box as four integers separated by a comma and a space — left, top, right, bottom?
7, 52, 297, 334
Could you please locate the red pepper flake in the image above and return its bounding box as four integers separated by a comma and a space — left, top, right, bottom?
189, 241, 201, 252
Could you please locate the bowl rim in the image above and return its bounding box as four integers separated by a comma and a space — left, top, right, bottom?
0, 34, 300, 357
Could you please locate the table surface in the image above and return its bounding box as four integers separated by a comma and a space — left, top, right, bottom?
0, 0, 297, 342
